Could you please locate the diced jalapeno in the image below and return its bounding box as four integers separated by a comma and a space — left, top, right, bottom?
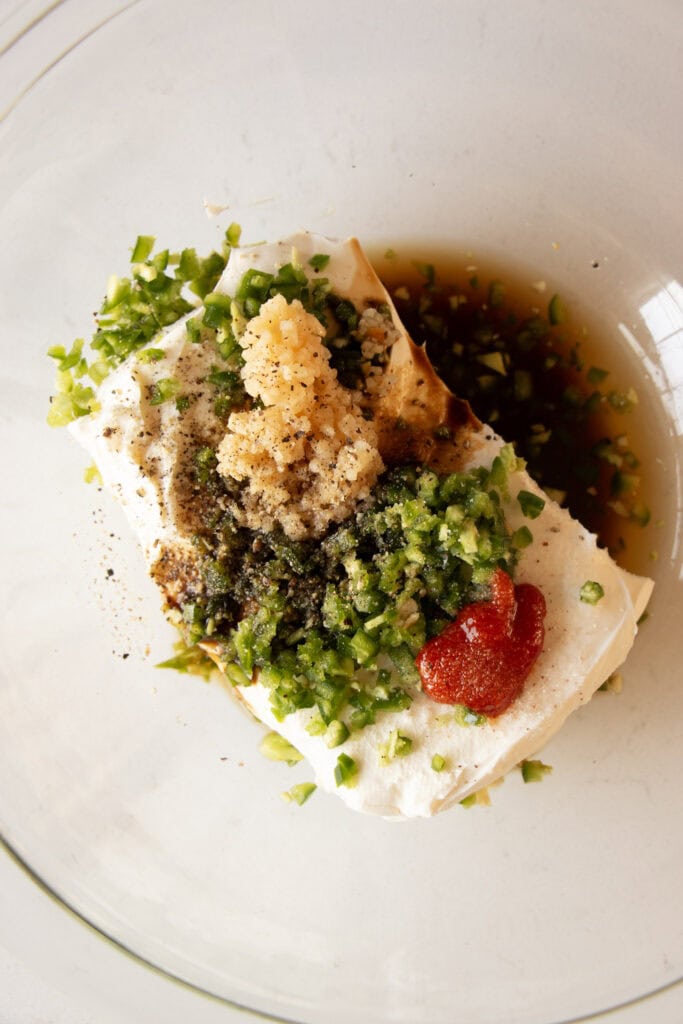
580, 581, 605, 605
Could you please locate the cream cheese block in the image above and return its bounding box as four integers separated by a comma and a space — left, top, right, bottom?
71, 231, 653, 818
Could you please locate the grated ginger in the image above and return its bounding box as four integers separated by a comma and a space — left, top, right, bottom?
217, 295, 384, 539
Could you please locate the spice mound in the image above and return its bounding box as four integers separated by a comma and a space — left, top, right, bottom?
217, 294, 383, 540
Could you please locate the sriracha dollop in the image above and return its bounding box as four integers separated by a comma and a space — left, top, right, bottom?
416, 568, 546, 717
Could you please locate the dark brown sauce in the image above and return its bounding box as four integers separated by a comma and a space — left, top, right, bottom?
373, 252, 650, 570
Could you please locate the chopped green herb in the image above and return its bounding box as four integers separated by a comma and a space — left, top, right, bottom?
512, 525, 534, 549
452, 704, 486, 727
334, 752, 359, 788
259, 732, 303, 766
47, 379, 98, 427
309, 253, 330, 271
520, 759, 553, 783
216, 660, 248, 687
598, 672, 623, 694
431, 753, 447, 772
488, 280, 505, 308
305, 715, 327, 737
48, 339, 84, 370
203, 291, 233, 329
513, 369, 533, 400
630, 502, 651, 527
325, 719, 350, 748
330, 296, 358, 330
548, 294, 566, 325
517, 490, 545, 519
226, 222, 242, 247
130, 235, 155, 262
587, 366, 609, 385
610, 471, 640, 497
136, 347, 165, 363
499, 443, 523, 473
83, 463, 102, 485
378, 729, 412, 765
412, 260, 436, 287
281, 782, 316, 805
562, 385, 582, 407
460, 787, 491, 808
177, 248, 201, 281
607, 388, 638, 413
47, 227, 240, 425
149, 377, 180, 406
156, 642, 214, 679
476, 351, 507, 375
544, 487, 567, 505
580, 580, 605, 605
185, 316, 202, 344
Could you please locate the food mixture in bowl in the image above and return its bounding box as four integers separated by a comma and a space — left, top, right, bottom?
48, 227, 653, 817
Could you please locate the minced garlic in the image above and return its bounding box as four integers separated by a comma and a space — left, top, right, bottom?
217, 294, 384, 539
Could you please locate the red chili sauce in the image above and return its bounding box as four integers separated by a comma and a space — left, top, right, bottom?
416, 568, 546, 717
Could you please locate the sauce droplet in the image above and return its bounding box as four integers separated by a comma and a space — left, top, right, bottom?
416, 568, 546, 717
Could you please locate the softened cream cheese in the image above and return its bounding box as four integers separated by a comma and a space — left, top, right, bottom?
70, 231, 653, 818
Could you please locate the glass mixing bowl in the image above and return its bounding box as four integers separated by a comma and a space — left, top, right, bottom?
1, 2, 681, 1021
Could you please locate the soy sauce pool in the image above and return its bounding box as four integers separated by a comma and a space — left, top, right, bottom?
374, 252, 651, 570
